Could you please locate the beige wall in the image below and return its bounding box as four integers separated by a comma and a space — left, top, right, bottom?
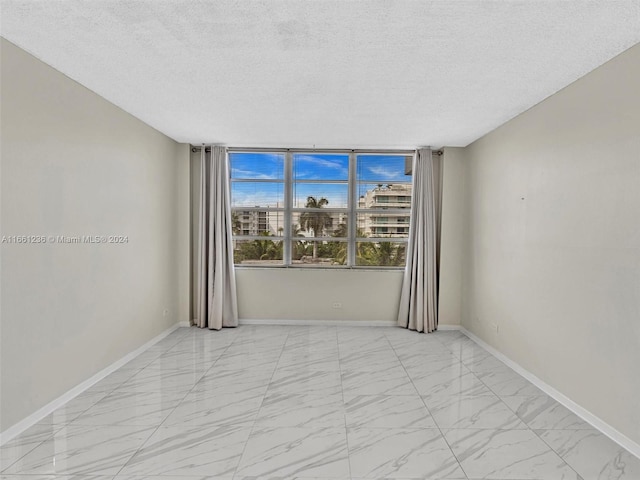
176, 145, 191, 325
438, 147, 467, 326
236, 268, 403, 322
461, 44, 640, 445
0, 39, 190, 431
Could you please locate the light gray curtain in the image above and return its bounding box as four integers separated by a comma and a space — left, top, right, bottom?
398, 147, 443, 333
194, 146, 238, 329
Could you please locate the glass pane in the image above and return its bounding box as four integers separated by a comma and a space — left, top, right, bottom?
356, 154, 412, 183
233, 238, 283, 265
230, 152, 285, 180
356, 241, 407, 267
231, 182, 284, 208
292, 212, 348, 238
356, 212, 410, 238
232, 210, 285, 237
293, 153, 349, 181
291, 240, 348, 266
293, 183, 348, 208
357, 183, 412, 209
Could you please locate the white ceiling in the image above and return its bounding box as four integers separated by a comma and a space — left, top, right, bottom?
1, 1, 639, 148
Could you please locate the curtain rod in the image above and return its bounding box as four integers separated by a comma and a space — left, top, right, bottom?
191, 146, 443, 155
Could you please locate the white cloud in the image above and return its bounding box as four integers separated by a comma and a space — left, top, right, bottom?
367, 165, 405, 180
231, 168, 275, 180
295, 155, 348, 177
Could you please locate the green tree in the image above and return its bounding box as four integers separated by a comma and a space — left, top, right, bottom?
357, 241, 404, 266
330, 222, 348, 265
291, 224, 309, 260
235, 232, 282, 263
299, 196, 331, 259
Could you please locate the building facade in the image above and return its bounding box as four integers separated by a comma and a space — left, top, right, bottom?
358, 184, 412, 237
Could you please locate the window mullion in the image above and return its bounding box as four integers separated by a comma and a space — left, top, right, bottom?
348, 151, 357, 267
283, 151, 292, 266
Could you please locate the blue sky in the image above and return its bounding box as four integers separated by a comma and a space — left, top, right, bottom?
230, 153, 411, 208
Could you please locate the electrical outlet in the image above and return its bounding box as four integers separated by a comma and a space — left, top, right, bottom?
332, 302, 342, 309
490, 322, 499, 333
163, 308, 169, 317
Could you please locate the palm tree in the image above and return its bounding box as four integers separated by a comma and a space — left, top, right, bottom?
291, 223, 307, 260
359, 242, 403, 266
235, 232, 282, 263
329, 223, 348, 265
299, 196, 331, 259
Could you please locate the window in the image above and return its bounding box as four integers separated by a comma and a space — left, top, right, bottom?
230, 150, 412, 267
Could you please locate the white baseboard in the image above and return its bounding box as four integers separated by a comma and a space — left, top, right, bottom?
238, 319, 463, 329
459, 326, 640, 460
0, 322, 186, 446
177, 320, 191, 327
239, 318, 397, 327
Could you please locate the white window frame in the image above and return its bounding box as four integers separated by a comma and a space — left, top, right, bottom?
229, 148, 414, 269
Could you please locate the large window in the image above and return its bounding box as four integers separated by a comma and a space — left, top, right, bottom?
230, 150, 412, 267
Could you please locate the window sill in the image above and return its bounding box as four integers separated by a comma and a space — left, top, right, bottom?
234, 265, 404, 272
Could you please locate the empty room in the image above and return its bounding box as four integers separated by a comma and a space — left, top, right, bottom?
1, 1, 639, 478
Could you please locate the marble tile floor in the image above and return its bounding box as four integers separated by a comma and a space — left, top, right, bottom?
2, 326, 639, 480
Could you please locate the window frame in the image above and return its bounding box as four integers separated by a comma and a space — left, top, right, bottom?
229, 148, 414, 269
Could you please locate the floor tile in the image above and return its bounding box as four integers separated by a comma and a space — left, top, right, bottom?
341, 368, 417, 396
3, 425, 154, 475
283, 338, 339, 353
462, 354, 508, 373
86, 368, 141, 393
214, 352, 281, 371
344, 394, 436, 429
1, 476, 115, 480
277, 352, 341, 372
444, 428, 580, 479
538, 428, 640, 480
118, 367, 204, 393
71, 389, 184, 426
162, 390, 263, 427
501, 395, 591, 430
119, 350, 164, 370
143, 352, 217, 373
234, 477, 342, 480
338, 342, 392, 359
255, 393, 345, 428
475, 368, 544, 397
118, 425, 251, 476
194, 367, 273, 396
339, 350, 402, 372
348, 427, 465, 478
0, 424, 62, 473
235, 427, 349, 477
411, 369, 494, 397
170, 335, 234, 352
36, 391, 107, 425
267, 369, 343, 396
425, 395, 527, 430
398, 351, 462, 371
116, 476, 230, 480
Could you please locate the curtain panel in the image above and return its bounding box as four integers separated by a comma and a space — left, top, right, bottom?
193, 146, 238, 329
398, 147, 443, 333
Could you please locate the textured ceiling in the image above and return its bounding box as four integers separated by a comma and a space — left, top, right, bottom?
1, 1, 639, 148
